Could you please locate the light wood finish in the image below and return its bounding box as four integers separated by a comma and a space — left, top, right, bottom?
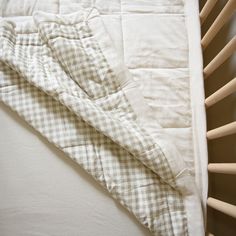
207, 197, 236, 218
208, 163, 236, 174
207, 121, 236, 139
201, 0, 236, 234
201, 0, 236, 49
200, 0, 218, 25
203, 36, 236, 79
205, 77, 236, 107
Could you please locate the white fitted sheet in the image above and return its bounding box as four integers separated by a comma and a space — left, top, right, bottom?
0, 0, 208, 235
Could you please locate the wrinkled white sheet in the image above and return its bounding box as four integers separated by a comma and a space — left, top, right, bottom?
0, 0, 207, 235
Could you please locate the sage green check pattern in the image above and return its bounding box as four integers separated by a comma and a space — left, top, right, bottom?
0, 11, 188, 236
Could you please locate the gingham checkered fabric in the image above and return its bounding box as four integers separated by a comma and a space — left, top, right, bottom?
0, 9, 189, 236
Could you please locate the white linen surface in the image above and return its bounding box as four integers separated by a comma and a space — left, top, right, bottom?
0, 0, 208, 235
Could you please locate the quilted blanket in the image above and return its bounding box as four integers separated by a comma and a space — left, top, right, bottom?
0, 8, 199, 236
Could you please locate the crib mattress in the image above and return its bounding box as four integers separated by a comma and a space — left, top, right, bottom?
0, 0, 208, 235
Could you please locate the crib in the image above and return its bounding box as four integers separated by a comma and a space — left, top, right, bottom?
200, 0, 236, 235
0, 0, 235, 235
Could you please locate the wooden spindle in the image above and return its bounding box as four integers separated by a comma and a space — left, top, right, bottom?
205, 77, 236, 107
208, 163, 236, 174
200, 0, 218, 25
207, 121, 236, 139
207, 197, 236, 218
201, 0, 236, 49
203, 36, 236, 79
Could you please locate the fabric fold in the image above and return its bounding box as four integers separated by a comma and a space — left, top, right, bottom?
0, 7, 199, 236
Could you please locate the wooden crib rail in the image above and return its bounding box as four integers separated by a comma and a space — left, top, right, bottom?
201, 0, 236, 49
207, 198, 236, 218
200, 0, 236, 234
203, 36, 236, 78
207, 121, 236, 139
205, 77, 236, 107
208, 163, 236, 174
200, 0, 218, 25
